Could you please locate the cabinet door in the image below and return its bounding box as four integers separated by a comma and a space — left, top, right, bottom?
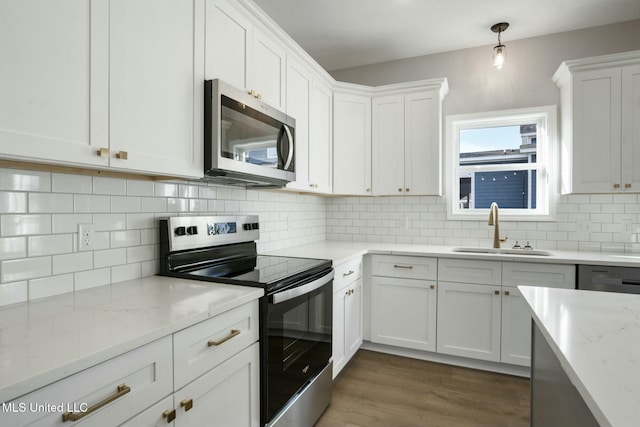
285, 58, 311, 191
405, 90, 441, 195
501, 286, 531, 367
109, 0, 203, 178
308, 79, 333, 193
119, 396, 174, 427
333, 92, 372, 195
621, 64, 640, 191
205, 0, 251, 91
175, 342, 260, 427
436, 281, 501, 362
332, 284, 347, 378
372, 95, 405, 195
0, 0, 109, 167
572, 68, 622, 193
250, 28, 286, 109
345, 277, 363, 361
371, 276, 437, 352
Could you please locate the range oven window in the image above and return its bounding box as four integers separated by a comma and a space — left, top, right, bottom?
266, 274, 332, 421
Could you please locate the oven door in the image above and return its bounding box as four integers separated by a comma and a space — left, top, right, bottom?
266, 269, 333, 422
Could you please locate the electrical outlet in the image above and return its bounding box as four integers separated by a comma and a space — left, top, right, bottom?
78, 224, 95, 251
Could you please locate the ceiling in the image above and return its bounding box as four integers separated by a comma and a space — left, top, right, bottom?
252, 0, 640, 71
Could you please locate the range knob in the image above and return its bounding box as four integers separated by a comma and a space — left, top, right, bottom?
186, 226, 198, 235
174, 226, 187, 236
243, 223, 252, 231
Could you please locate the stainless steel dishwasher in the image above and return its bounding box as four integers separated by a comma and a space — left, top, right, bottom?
578, 264, 640, 294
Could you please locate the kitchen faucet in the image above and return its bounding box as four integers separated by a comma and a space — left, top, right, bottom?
488, 202, 507, 249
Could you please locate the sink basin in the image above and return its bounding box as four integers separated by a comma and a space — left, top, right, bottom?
452, 247, 552, 256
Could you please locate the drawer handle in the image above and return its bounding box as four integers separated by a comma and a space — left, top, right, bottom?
208, 329, 241, 347
62, 383, 131, 422
504, 290, 510, 296
393, 264, 413, 269
430, 284, 435, 289
494, 290, 500, 295
180, 398, 193, 412
343, 270, 355, 277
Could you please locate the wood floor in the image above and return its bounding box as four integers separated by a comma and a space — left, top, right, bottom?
315, 350, 530, 427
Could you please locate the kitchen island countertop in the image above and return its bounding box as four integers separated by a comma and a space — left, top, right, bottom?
520, 285, 640, 427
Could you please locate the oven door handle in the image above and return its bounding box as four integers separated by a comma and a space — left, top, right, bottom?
272, 271, 334, 304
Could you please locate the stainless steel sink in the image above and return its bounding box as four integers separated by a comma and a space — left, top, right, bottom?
452, 247, 552, 256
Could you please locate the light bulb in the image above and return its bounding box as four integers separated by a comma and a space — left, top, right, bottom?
493, 45, 506, 69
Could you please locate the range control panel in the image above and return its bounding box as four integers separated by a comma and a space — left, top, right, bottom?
164, 215, 260, 252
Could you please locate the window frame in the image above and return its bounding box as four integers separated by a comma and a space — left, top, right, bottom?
445, 105, 558, 221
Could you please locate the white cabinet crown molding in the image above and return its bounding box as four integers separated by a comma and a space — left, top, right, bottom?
553, 49, 640, 83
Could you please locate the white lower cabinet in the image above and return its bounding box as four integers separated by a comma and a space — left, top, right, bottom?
5, 337, 173, 427
332, 257, 363, 378
436, 281, 501, 362
500, 286, 532, 366
371, 276, 437, 351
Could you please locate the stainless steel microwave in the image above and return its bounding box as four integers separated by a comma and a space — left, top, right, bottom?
204, 79, 295, 187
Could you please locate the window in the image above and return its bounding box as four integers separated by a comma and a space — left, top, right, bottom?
446, 106, 557, 220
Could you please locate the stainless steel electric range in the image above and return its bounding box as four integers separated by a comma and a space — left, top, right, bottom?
159, 215, 333, 427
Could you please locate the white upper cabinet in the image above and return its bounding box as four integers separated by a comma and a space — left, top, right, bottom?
333, 87, 372, 195
554, 50, 640, 193
285, 60, 333, 194
109, 0, 204, 178
372, 82, 447, 196
250, 28, 286, 109
308, 78, 333, 193
205, 0, 252, 91
0, 0, 109, 167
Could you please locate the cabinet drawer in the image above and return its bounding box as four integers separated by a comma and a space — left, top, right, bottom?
6, 336, 173, 427
371, 255, 437, 280
173, 300, 259, 390
438, 258, 501, 285
334, 256, 363, 289
503, 262, 576, 289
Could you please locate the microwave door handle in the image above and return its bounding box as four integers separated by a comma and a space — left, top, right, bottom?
271, 271, 334, 304
276, 126, 286, 167
283, 125, 294, 170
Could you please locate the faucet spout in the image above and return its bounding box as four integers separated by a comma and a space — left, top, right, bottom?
488, 202, 506, 248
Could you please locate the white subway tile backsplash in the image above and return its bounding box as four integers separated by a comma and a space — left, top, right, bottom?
140, 197, 167, 212
126, 213, 155, 230
52, 213, 93, 233
110, 230, 141, 248
111, 263, 141, 283
29, 274, 73, 300
1, 214, 51, 236
0, 281, 28, 306
93, 214, 126, 231
127, 245, 155, 263
28, 193, 73, 213
93, 177, 126, 195
52, 252, 93, 275
111, 196, 141, 213
75, 268, 111, 291
94, 248, 127, 268
28, 234, 73, 257
74, 195, 110, 213
0, 237, 27, 260
0, 192, 26, 213
52, 173, 92, 194
155, 182, 179, 197
167, 198, 189, 212
0, 168, 50, 192
126, 180, 154, 197
1, 256, 51, 283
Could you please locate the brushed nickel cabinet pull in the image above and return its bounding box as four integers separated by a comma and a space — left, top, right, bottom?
116, 151, 128, 160
393, 264, 413, 269
208, 329, 240, 347
162, 409, 176, 423
97, 147, 110, 157
62, 384, 131, 422
180, 399, 193, 412
343, 270, 355, 277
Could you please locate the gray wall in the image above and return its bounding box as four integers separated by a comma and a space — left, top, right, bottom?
330, 19, 640, 116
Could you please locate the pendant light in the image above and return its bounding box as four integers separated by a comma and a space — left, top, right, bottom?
491, 22, 509, 69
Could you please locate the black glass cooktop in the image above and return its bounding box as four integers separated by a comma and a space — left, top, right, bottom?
186, 255, 331, 290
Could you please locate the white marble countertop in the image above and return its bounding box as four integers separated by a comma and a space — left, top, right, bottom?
266, 240, 640, 267
519, 286, 640, 427
0, 275, 263, 403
